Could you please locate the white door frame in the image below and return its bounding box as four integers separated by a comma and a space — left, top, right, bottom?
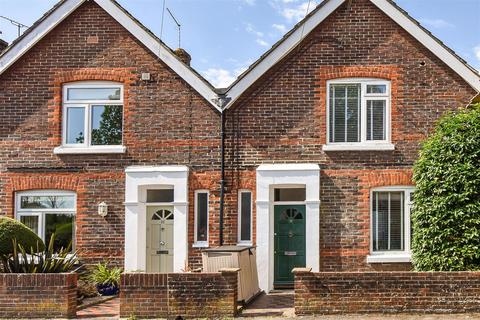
256, 164, 320, 292
124, 166, 189, 272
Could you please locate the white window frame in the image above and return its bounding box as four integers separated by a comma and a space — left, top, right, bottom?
15, 190, 76, 250
237, 190, 253, 246
324, 78, 394, 151
367, 186, 414, 263
193, 190, 209, 248
54, 81, 126, 154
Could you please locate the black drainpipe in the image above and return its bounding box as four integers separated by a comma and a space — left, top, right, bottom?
217, 95, 230, 247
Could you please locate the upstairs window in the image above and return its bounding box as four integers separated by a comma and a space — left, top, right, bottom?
326, 79, 392, 150
61, 82, 124, 149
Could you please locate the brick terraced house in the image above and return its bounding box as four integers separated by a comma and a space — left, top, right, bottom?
0, 0, 478, 292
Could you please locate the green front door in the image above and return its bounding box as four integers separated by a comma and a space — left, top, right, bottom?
274, 205, 306, 287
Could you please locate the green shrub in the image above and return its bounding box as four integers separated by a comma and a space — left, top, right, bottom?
0, 216, 45, 255
89, 263, 122, 286
0, 234, 78, 273
412, 104, 480, 271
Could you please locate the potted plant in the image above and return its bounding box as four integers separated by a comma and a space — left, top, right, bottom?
89, 262, 122, 296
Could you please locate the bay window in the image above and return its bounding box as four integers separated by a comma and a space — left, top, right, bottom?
54, 82, 125, 154
325, 79, 393, 151
16, 190, 76, 251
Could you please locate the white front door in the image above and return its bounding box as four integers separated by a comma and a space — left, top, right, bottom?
146, 206, 174, 272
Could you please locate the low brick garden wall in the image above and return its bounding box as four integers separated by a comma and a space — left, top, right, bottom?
0, 273, 77, 319
294, 268, 480, 315
120, 268, 239, 319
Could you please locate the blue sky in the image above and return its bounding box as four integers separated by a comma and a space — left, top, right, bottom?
1, 0, 479, 87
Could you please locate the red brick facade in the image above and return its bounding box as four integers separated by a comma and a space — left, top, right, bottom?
294, 269, 480, 314
120, 270, 238, 318
224, 0, 476, 272
0, 0, 478, 273
0, 273, 77, 318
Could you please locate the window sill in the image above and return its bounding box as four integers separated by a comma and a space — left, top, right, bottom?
192, 242, 209, 248
323, 143, 395, 151
237, 242, 253, 247
54, 146, 126, 154
367, 253, 411, 263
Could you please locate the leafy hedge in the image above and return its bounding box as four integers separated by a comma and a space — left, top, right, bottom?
0, 216, 45, 255
412, 104, 480, 271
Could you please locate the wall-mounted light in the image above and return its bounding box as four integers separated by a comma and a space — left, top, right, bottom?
98, 202, 108, 217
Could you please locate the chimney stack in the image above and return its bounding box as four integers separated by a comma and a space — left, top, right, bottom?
0, 39, 8, 53
174, 48, 191, 66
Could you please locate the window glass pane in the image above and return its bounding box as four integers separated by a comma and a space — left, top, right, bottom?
390, 192, 403, 250
367, 100, 386, 141
20, 195, 75, 209
67, 87, 121, 101
240, 192, 252, 241
346, 86, 360, 142
20, 216, 39, 235
66, 107, 85, 144
45, 214, 74, 251
91, 105, 123, 145
329, 84, 360, 143
367, 84, 387, 94
274, 188, 306, 201
196, 193, 208, 242
146, 189, 174, 203
373, 191, 405, 252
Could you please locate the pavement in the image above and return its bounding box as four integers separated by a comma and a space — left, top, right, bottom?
74, 293, 480, 319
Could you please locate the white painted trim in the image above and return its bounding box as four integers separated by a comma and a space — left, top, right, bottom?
238, 189, 253, 244
326, 79, 391, 146
322, 143, 395, 151
54, 146, 126, 154
224, 0, 346, 107
0, 0, 220, 111
124, 166, 189, 272
224, 0, 479, 109
257, 163, 320, 171
93, 0, 220, 111
366, 253, 411, 263
256, 163, 320, 292
369, 186, 415, 262
0, 0, 85, 74
370, 0, 480, 93
193, 190, 209, 246
15, 190, 77, 249
125, 166, 189, 173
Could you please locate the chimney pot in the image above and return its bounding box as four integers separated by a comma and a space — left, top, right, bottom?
174, 48, 191, 66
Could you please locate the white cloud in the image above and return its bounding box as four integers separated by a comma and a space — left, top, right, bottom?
272, 23, 287, 33
474, 45, 480, 62
242, 0, 256, 5
419, 18, 454, 29
256, 39, 270, 47
202, 65, 249, 87
245, 23, 264, 37
281, 1, 317, 22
